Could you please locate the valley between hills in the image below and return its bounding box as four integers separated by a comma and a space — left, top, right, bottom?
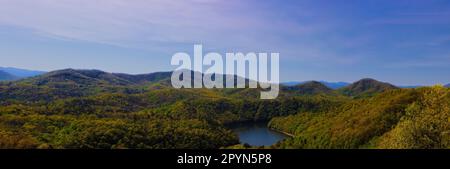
0, 68, 449, 149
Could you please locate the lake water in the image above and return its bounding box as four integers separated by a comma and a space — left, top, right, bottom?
229, 122, 289, 146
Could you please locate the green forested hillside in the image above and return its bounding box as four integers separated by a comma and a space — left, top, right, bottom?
269, 86, 449, 149
338, 78, 398, 98
281, 81, 334, 96
0, 69, 448, 149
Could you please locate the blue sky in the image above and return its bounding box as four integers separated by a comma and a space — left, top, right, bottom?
0, 0, 450, 85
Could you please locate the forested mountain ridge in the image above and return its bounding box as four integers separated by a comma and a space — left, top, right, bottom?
338, 78, 399, 97
281, 81, 334, 95
18, 69, 172, 86
0, 69, 447, 149
0, 69, 175, 102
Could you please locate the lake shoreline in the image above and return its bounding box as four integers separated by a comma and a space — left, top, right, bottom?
228, 121, 291, 146
225, 120, 295, 138
268, 128, 295, 137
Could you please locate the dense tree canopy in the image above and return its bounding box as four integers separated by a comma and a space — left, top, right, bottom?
270, 86, 449, 149
0, 69, 448, 149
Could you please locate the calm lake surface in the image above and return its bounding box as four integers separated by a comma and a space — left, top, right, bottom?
229, 122, 289, 146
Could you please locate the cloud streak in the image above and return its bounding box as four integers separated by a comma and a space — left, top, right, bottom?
0, 0, 341, 62
0, 1, 311, 50
0, 0, 240, 46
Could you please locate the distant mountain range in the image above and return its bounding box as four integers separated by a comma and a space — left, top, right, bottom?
1, 67, 448, 90
282, 81, 350, 89
399, 84, 450, 88
0, 70, 17, 81
0, 67, 46, 81
398, 85, 422, 88
0, 68, 401, 98
283, 81, 431, 89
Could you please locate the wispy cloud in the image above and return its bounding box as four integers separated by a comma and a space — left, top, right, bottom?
0, 0, 343, 63
0, 0, 315, 51
0, 0, 238, 46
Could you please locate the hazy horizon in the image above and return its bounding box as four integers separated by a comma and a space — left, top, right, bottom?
1, 65, 449, 87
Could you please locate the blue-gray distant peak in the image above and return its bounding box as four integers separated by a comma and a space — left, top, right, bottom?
0, 67, 46, 78
282, 81, 350, 89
